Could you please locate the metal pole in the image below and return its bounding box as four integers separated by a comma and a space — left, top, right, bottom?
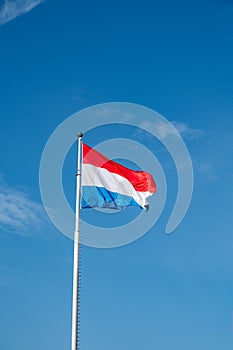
71, 132, 83, 350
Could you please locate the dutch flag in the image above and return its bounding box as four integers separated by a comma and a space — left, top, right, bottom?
81, 143, 156, 211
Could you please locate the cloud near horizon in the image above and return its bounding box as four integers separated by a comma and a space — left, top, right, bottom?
0, 0, 43, 26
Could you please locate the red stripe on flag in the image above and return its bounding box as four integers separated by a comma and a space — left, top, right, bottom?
83, 143, 156, 193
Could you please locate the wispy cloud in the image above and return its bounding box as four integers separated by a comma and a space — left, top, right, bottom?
172, 121, 203, 139
193, 159, 219, 181
140, 120, 203, 140
0, 0, 43, 26
0, 178, 47, 236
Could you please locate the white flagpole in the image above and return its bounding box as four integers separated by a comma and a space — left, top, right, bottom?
71, 131, 83, 350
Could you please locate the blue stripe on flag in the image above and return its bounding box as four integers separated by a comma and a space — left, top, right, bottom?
81, 186, 142, 210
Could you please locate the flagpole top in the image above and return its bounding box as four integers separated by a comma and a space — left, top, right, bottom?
77, 132, 83, 139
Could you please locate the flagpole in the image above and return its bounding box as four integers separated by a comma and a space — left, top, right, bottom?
71, 131, 83, 350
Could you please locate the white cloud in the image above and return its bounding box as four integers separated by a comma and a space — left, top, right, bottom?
172, 121, 203, 139
140, 120, 203, 140
0, 0, 43, 26
194, 160, 219, 181
0, 178, 47, 236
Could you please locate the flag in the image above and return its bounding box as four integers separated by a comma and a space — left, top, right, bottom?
81, 143, 156, 210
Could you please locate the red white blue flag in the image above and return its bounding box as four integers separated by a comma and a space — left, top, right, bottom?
81, 143, 156, 210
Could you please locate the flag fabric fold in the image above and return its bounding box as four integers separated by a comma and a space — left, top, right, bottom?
81, 143, 156, 210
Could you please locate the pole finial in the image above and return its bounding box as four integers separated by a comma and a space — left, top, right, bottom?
77, 131, 83, 138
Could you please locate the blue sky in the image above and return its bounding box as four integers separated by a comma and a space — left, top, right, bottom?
0, 0, 233, 349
